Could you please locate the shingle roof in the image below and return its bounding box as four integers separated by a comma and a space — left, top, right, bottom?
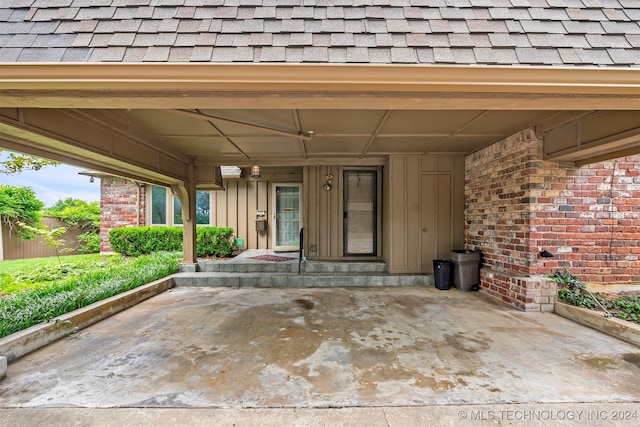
0, 0, 638, 67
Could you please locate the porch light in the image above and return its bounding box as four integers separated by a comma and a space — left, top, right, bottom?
539, 250, 554, 258
324, 173, 333, 191
251, 165, 261, 178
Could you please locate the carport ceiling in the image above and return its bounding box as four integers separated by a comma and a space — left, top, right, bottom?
104, 108, 565, 165
2, 64, 637, 173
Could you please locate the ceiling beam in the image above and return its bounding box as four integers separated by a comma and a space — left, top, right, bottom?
292, 110, 308, 160
167, 109, 312, 141
575, 146, 640, 167
428, 111, 490, 152
194, 109, 250, 160
360, 110, 391, 159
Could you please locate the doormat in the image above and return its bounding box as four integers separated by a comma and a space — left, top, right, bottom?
249, 255, 296, 262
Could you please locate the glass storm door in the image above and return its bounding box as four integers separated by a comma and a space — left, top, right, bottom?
344, 171, 377, 256
272, 184, 302, 251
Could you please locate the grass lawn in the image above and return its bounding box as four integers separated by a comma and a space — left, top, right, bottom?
1, 251, 181, 338
0, 253, 107, 276
0, 253, 115, 295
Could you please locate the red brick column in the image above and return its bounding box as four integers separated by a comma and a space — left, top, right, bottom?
99, 177, 145, 253
466, 129, 639, 311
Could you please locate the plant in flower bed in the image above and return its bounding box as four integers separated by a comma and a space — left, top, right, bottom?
0, 251, 180, 338
549, 269, 640, 325
599, 292, 640, 323
108, 226, 235, 258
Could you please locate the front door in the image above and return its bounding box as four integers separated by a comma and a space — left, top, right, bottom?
272, 183, 302, 251
344, 170, 377, 256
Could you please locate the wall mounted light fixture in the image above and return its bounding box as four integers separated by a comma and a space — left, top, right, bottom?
323, 173, 334, 191
251, 165, 261, 178
539, 250, 554, 258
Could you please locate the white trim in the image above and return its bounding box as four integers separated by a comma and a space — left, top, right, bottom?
271, 183, 303, 252
147, 185, 214, 227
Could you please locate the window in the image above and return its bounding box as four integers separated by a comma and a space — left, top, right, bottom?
149, 185, 211, 226
151, 185, 167, 225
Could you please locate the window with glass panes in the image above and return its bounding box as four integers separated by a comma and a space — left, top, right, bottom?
149, 185, 211, 226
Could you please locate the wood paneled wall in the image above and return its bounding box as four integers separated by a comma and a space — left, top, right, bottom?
384, 154, 465, 273
211, 167, 302, 250
304, 165, 343, 259
304, 165, 383, 260
385, 156, 422, 272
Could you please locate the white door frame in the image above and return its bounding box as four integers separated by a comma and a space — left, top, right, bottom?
271, 183, 303, 251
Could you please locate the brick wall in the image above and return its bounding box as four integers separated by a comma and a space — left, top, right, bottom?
466, 129, 639, 311
99, 177, 145, 253
533, 154, 640, 285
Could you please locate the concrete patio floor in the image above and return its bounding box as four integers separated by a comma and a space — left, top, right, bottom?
1, 286, 638, 412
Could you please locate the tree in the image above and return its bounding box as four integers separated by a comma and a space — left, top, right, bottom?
0, 185, 44, 238
45, 198, 100, 229
0, 149, 58, 174
45, 198, 101, 253
18, 222, 71, 265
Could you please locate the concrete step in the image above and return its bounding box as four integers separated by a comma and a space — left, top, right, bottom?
302, 261, 387, 274
173, 272, 433, 288
197, 260, 387, 274
198, 261, 298, 273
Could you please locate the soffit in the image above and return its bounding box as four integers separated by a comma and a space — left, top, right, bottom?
101, 108, 569, 164
0, 64, 638, 168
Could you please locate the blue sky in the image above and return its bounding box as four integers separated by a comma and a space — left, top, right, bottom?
0, 152, 100, 207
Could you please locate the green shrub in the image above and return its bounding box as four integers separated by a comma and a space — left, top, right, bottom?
196, 226, 235, 258
109, 226, 182, 256
78, 231, 100, 253
109, 226, 235, 258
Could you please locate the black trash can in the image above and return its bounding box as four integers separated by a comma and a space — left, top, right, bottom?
433, 260, 452, 290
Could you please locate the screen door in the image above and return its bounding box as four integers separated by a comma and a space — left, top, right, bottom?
344, 171, 377, 256
272, 184, 302, 251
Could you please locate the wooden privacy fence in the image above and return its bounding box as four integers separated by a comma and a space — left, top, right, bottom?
0, 216, 85, 261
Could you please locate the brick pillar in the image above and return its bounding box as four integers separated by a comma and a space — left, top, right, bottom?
99, 177, 144, 253
465, 129, 639, 311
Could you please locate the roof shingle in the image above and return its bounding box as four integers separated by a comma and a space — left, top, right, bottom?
0, 0, 637, 67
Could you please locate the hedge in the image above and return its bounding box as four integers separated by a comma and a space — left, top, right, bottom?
109, 226, 235, 257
